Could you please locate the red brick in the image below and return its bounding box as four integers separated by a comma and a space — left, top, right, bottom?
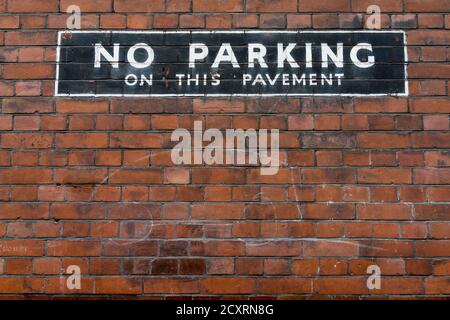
201, 277, 254, 294
358, 168, 412, 184
193, 0, 243, 12
144, 278, 199, 294
8, 0, 58, 12
423, 115, 449, 130
354, 98, 407, 113
114, 0, 165, 12
95, 277, 141, 294
47, 240, 101, 257
167, 0, 191, 13
5, 31, 56, 45
179, 14, 205, 28
56, 133, 108, 148
416, 241, 450, 257
0, 169, 52, 184
0, 240, 44, 256
287, 14, 311, 28
405, 0, 450, 12
352, 0, 403, 12
314, 278, 368, 295
3, 64, 53, 80
414, 168, 450, 184
425, 278, 450, 294
60, 0, 112, 12
0, 15, 19, 28
434, 260, 450, 275
247, 0, 296, 12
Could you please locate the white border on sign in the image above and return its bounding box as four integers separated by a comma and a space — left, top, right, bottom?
54, 30, 408, 97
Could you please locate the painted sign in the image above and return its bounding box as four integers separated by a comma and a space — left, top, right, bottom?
55, 30, 408, 97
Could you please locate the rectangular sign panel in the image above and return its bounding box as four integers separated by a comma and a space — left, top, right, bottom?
55, 30, 408, 97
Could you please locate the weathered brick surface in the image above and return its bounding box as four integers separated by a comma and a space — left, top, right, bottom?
0, 0, 449, 298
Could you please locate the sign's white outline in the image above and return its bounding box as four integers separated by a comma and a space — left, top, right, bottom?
55, 30, 408, 97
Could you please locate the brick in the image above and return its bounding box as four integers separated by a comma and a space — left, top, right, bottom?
110, 133, 162, 148
425, 278, 450, 294
167, 0, 191, 13
2, 98, 53, 113
3, 64, 53, 80
56, 133, 108, 148
193, 0, 243, 12
357, 204, 412, 220
247, 0, 297, 12
153, 14, 177, 28
0, 240, 44, 256
8, 0, 58, 12
201, 277, 254, 294
412, 133, 450, 148
51, 204, 106, 220
434, 260, 450, 275
419, 14, 444, 28
95, 277, 141, 294
408, 30, 450, 46
34, 258, 61, 275
206, 15, 232, 28
339, 14, 363, 28
0, 15, 19, 28
150, 259, 177, 274
406, 259, 432, 275
415, 205, 450, 220
100, 14, 127, 28
302, 133, 356, 148
405, 0, 450, 12
313, 14, 339, 28
260, 14, 286, 28
391, 14, 417, 28
0, 168, 52, 184
359, 240, 414, 257
300, 0, 350, 12
60, 0, 112, 12
114, 0, 165, 12
350, 259, 405, 275
47, 240, 101, 257
287, 14, 311, 28
355, 98, 407, 113
352, 0, 403, 12
314, 278, 368, 295
423, 115, 449, 130
246, 241, 301, 256
428, 187, 450, 203
409, 63, 450, 79
416, 241, 450, 257
232, 14, 258, 28
179, 14, 205, 28
109, 169, 162, 184
144, 278, 199, 294
54, 168, 108, 184
257, 278, 311, 294
180, 259, 206, 275
15, 81, 41, 96
194, 99, 245, 113
358, 168, 412, 184
56, 100, 108, 113
414, 168, 450, 184
5, 31, 56, 45
192, 204, 243, 219
346, 222, 373, 238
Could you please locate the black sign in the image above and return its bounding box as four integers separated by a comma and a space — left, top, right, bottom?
55, 30, 408, 97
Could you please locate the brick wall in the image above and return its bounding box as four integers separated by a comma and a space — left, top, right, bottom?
0, 0, 449, 298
